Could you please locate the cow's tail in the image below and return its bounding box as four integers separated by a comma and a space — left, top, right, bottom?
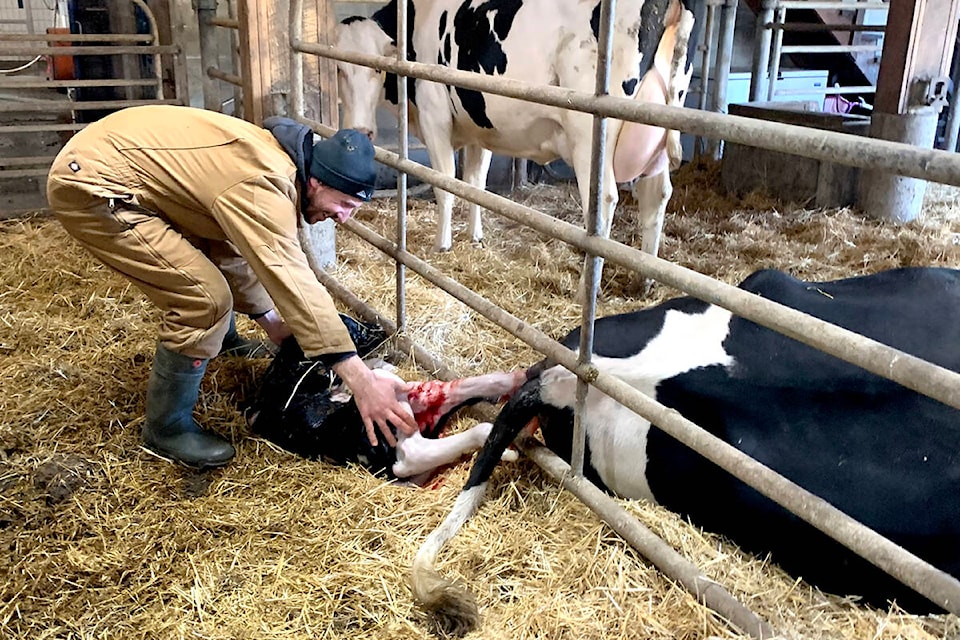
410, 377, 546, 635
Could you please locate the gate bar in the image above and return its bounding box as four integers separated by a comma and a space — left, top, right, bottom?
294, 44, 960, 187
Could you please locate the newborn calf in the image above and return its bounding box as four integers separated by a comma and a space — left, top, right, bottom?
245, 330, 524, 484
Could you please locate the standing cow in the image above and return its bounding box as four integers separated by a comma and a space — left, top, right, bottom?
409, 267, 960, 633
335, 0, 695, 294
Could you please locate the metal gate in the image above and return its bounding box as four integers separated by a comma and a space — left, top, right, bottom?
0, 0, 187, 215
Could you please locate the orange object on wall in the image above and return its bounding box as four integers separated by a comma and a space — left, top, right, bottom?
46, 26, 75, 81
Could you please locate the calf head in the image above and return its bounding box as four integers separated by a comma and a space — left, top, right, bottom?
244, 314, 399, 475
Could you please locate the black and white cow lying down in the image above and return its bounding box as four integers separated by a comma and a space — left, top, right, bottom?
245, 315, 525, 485
410, 267, 960, 631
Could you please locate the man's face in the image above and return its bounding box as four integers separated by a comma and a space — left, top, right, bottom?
304, 177, 365, 224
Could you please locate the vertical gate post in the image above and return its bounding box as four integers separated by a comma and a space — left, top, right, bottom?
196, 0, 221, 111
750, 0, 775, 102
710, 0, 738, 158
858, 0, 960, 222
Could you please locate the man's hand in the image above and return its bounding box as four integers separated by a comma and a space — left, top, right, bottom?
254, 309, 293, 345
332, 355, 417, 447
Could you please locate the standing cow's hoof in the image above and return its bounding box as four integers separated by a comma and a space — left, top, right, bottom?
622, 273, 657, 299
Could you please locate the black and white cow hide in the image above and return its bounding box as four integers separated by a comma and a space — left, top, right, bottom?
410, 267, 960, 631
335, 0, 697, 297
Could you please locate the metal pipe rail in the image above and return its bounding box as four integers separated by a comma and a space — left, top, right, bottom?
768, 21, 886, 31
776, 84, 876, 95
0, 45, 179, 57
0, 123, 85, 133
0, 33, 153, 42
0, 169, 47, 179
207, 67, 241, 87
0, 79, 158, 90
781, 43, 883, 53
294, 43, 960, 187
0, 98, 179, 113
776, 0, 888, 7
0, 156, 56, 166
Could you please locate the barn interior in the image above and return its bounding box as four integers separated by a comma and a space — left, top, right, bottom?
2, 1, 960, 639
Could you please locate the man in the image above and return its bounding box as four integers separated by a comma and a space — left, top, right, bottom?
47, 105, 417, 470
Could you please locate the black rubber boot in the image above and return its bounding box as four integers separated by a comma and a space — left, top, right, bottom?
142, 344, 236, 469
219, 313, 274, 358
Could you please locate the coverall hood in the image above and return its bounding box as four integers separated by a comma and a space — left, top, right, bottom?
263, 116, 313, 212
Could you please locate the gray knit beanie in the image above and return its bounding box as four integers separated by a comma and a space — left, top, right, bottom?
309, 129, 377, 201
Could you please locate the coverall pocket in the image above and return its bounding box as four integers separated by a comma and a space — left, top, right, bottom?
109, 195, 159, 230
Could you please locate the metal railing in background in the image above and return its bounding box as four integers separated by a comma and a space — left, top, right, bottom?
196, 0, 243, 116
750, 0, 888, 103
0, 0, 186, 182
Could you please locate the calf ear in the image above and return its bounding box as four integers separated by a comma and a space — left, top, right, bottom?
338, 313, 388, 357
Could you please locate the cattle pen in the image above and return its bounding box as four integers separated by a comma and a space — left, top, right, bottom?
2, 1, 960, 639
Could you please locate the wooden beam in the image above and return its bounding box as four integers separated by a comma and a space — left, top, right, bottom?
237, 0, 266, 124
311, 0, 340, 127
874, 0, 960, 114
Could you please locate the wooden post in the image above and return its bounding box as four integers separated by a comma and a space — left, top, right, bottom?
235, 0, 338, 126
859, 0, 960, 222
237, 0, 269, 124
307, 0, 339, 127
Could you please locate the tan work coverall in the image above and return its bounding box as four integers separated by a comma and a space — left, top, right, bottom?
47, 105, 353, 360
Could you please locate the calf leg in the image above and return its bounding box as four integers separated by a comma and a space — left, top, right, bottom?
411, 378, 546, 632
391, 422, 518, 480
407, 370, 526, 436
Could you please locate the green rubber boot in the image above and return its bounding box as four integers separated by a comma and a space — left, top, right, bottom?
219, 313, 274, 358
142, 344, 235, 469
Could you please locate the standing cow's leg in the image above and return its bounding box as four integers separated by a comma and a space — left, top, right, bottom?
567, 116, 620, 302
461, 143, 493, 245
632, 151, 673, 259
415, 83, 461, 252
627, 156, 672, 295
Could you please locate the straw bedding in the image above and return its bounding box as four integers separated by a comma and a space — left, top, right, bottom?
1, 161, 959, 639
